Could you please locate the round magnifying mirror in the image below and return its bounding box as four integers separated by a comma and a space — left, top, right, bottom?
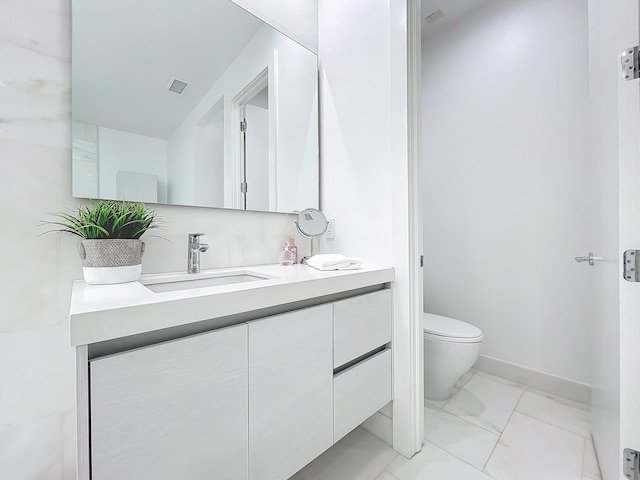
295, 208, 328, 238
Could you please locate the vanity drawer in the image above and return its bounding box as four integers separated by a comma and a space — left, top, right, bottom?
333, 289, 392, 368
333, 348, 392, 443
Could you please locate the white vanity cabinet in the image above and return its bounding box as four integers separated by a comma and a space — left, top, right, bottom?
334, 348, 392, 442
72, 265, 395, 480
89, 324, 249, 480
333, 290, 393, 442
333, 289, 393, 367
248, 304, 333, 480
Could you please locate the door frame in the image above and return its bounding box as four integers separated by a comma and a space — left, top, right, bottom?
230, 64, 278, 210
589, 0, 640, 478
616, 0, 640, 474
391, 0, 425, 457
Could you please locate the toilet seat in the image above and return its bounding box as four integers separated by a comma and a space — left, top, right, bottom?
423, 313, 483, 343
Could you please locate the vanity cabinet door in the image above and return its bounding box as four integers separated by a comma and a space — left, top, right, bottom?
334, 348, 392, 442
90, 324, 248, 480
248, 304, 333, 480
333, 289, 392, 367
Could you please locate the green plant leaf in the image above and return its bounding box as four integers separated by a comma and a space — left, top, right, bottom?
41, 200, 160, 240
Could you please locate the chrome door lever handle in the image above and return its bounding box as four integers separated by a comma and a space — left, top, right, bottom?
574, 252, 602, 266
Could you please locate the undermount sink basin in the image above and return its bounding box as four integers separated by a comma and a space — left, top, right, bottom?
141, 271, 274, 293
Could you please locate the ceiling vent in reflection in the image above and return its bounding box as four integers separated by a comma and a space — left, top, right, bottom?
167, 77, 190, 95
425, 9, 444, 23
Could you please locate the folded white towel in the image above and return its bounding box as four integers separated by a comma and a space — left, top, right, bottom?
306, 253, 362, 271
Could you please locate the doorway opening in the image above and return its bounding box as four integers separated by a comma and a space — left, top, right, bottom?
418, 0, 599, 477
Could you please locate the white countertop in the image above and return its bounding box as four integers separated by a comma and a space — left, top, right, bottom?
70, 263, 394, 346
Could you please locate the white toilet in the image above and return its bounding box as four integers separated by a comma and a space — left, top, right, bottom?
423, 313, 484, 400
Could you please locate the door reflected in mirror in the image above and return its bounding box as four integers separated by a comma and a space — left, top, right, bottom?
71, 0, 319, 214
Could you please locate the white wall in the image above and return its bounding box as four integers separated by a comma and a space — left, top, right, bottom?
97, 126, 168, 203
194, 101, 225, 208
587, 0, 620, 476
421, 0, 593, 384
231, 0, 318, 53
318, 3, 392, 263
167, 121, 196, 205
72, 123, 169, 203
71, 121, 99, 198
274, 41, 319, 213
168, 25, 318, 212
319, 0, 420, 457
0, 1, 316, 478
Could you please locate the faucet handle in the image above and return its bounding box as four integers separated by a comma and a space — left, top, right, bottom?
188, 233, 205, 242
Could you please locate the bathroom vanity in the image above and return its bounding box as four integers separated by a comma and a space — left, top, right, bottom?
70, 264, 394, 480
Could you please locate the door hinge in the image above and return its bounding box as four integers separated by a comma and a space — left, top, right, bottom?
419, 255, 424, 267
240, 119, 247, 132
240, 182, 248, 193
622, 46, 640, 80
624, 448, 640, 480
623, 250, 640, 282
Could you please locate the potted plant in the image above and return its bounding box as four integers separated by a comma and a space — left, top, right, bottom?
44, 200, 159, 284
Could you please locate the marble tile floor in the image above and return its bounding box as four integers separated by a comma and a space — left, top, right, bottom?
289, 370, 602, 480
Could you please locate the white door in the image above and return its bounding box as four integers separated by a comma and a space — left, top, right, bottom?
244, 103, 270, 211
589, 1, 640, 479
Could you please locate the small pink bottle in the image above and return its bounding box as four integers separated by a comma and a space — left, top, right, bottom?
288, 237, 298, 264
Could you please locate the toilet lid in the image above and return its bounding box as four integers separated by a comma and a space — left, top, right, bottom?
423, 313, 482, 339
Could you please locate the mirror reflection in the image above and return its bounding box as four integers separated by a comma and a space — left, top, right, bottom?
72, 0, 319, 213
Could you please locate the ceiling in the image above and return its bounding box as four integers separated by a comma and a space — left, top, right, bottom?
72, 0, 265, 139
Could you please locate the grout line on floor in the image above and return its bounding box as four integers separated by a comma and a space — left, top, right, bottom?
381, 451, 400, 473
585, 434, 604, 480
579, 436, 588, 480
426, 401, 502, 437
480, 387, 525, 473
424, 371, 594, 480
422, 404, 503, 474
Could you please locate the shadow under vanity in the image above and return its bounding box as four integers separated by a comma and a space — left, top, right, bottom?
70, 264, 394, 480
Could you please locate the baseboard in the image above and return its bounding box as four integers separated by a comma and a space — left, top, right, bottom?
361, 410, 393, 446
473, 354, 591, 405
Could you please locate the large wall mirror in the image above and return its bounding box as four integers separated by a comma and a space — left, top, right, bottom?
72, 0, 319, 214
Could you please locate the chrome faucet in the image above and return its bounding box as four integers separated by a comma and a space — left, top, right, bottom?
188, 233, 209, 274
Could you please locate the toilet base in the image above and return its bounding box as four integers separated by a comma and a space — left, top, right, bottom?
424, 371, 464, 401
423, 336, 482, 401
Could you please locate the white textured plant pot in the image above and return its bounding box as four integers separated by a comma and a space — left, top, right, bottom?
78, 239, 145, 285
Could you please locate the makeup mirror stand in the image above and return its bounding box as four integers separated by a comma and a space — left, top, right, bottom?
294, 208, 328, 263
